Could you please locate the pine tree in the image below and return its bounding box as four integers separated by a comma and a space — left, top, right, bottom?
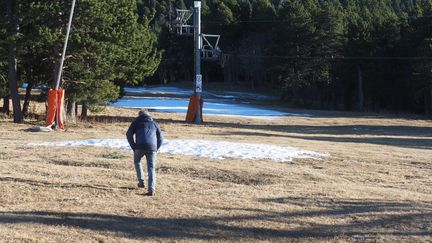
312, 0, 347, 109
408, 0, 432, 114
65, 0, 161, 116
269, 0, 317, 105
18, 1, 57, 116
22, 0, 161, 118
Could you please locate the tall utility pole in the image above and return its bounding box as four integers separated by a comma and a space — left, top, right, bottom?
55, 0, 77, 128
173, 1, 221, 124
193, 1, 202, 124
55, 0, 77, 91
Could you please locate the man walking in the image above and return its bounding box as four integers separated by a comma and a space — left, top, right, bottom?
126, 109, 163, 196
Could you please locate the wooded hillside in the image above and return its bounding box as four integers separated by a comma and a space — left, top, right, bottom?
1, 0, 432, 123
143, 0, 432, 114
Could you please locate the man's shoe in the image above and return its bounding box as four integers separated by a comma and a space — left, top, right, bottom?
137, 182, 145, 188
145, 191, 155, 196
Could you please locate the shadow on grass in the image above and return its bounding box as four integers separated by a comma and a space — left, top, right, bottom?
25, 112, 431, 151
0, 197, 431, 240
175, 117, 432, 150
198, 122, 432, 138
79, 115, 432, 150
154, 116, 431, 136
219, 131, 432, 150
34, 109, 430, 140
0, 176, 135, 191
285, 134, 432, 150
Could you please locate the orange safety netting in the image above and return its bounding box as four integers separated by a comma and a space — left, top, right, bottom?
45, 89, 65, 129
186, 94, 204, 122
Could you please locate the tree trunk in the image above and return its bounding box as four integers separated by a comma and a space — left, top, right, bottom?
228, 62, 233, 83
81, 101, 88, 119
6, 0, 23, 123
427, 77, 432, 116
22, 82, 34, 117
357, 65, 365, 112
204, 70, 208, 83
169, 68, 175, 83
183, 66, 191, 82
7, 49, 22, 123
223, 66, 229, 83
66, 99, 76, 122
75, 101, 79, 117
2, 95, 10, 114
231, 57, 237, 83
158, 63, 167, 85
429, 78, 432, 116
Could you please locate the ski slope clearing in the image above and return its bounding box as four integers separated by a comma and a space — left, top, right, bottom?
29, 139, 328, 162
112, 86, 312, 118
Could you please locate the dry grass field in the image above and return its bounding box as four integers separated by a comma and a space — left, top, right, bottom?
1, 102, 432, 242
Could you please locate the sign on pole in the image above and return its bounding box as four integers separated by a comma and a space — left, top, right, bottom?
195, 74, 202, 93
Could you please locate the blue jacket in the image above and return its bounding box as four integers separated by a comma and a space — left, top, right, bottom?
126, 115, 163, 152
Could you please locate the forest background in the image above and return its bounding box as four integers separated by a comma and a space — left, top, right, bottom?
1, 0, 432, 123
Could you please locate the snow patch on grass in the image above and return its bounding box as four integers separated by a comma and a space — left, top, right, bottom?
29, 139, 328, 162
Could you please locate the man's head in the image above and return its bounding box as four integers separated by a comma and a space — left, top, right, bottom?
138, 109, 150, 117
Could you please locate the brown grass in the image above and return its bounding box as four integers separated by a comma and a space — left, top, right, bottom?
0, 103, 431, 242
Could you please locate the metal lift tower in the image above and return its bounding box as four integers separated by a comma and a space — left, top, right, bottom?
193, 1, 202, 124
173, 1, 222, 124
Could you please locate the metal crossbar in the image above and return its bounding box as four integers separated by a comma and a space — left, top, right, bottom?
202, 34, 221, 60
174, 9, 194, 35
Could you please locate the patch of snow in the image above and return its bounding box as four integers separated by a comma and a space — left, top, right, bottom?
124, 87, 193, 96
29, 139, 328, 162
114, 86, 314, 118
110, 97, 310, 117
343, 159, 359, 164
208, 94, 237, 99
209, 91, 275, 101
21, 83, 49, 89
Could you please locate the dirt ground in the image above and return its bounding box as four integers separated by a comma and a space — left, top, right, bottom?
0, 103, 431, 242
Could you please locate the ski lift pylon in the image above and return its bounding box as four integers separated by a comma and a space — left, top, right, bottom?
172, 9, 194, 36
201, 34, 221, 60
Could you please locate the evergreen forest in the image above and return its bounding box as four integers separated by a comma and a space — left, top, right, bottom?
1, 0, 432, 123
